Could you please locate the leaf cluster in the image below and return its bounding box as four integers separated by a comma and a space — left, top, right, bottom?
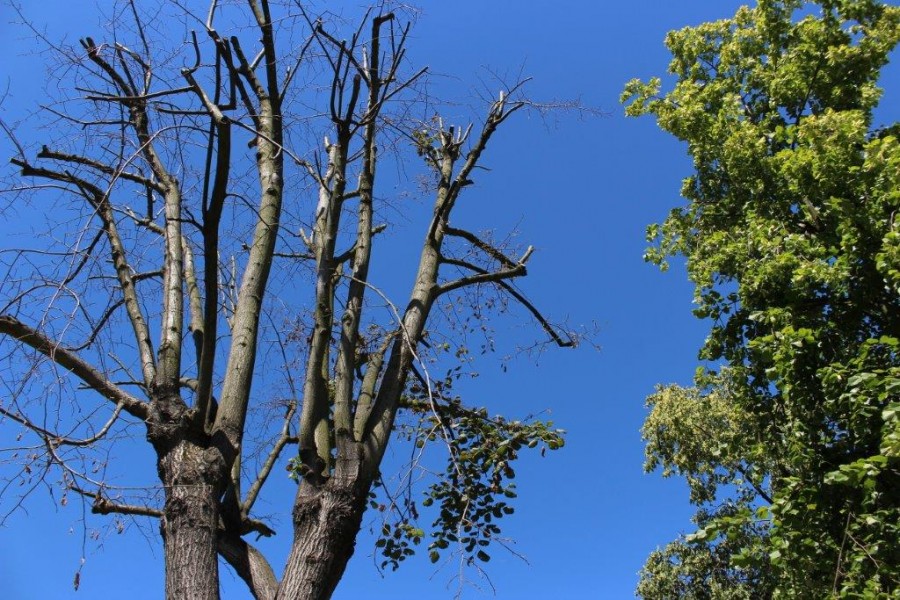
363, 358, 565, 572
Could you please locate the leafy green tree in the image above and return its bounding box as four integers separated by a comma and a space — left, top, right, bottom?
624, 0, 900, 596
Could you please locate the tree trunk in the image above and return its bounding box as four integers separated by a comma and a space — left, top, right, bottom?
277, 457, 370, 600
156, 438, 224, 600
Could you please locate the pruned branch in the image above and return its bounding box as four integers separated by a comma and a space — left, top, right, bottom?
213, 0, 285, 456
71, 486, 162, 518
206, 30, 259, 128
435, 264, 526, 295
246, 0, 280, 105
445, 226, 519, 269
229, 30, 267, 104
197, 117, 232, 429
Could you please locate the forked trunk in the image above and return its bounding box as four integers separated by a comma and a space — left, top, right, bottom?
277, 476, 370, 600
157, 439, 224, 600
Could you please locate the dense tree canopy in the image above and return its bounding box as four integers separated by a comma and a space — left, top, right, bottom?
624, 0, 900, 596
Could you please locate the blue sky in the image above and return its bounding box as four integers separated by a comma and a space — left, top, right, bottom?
1, 1, 898, 599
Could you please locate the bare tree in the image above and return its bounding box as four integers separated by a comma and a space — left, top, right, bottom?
0, 2, 575, 599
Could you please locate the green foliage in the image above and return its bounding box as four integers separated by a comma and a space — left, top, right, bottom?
643, 377, 770, 505
411, 115, 443, 161
418, 397, 564, 568
366, 391, 563, 572
412, 127, 438, 159
372, 510, 423, 572
637, 504, 775, 600
287, 346, 568, 574
625, 1, 900, 596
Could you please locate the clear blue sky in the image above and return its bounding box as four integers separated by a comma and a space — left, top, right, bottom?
1, 2, 897, 599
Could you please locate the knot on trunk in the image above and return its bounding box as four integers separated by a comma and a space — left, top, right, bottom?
164, 494, 216, 528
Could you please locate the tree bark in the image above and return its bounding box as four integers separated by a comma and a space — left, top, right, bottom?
218, 534, 279, 600
277, 451, 370, 600
155, 433, 225, 600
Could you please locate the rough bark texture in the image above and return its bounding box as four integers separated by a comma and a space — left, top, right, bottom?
278, 449, 370, 600
277, 484, 368, 600
158, 444, 221, 600
149, 400, 226, 600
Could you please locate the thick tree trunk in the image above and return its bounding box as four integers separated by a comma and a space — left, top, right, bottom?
276, 468, 370, 600
156, 438, 224, 600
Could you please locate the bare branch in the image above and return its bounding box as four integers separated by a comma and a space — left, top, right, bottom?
0, 116, 26, 160
0, 315, 150, 419
241, 0, 280, 103
37, 147, 164, 192
70, 486, 162, 518
68, 299, 125, 352
11, 160, 159, 384
436, 259, 528, 296
445, 226, 519, 269
0, 399, 124, 447
440, 258, 573, 347
213, 0, 285, 454
353, 331, 395, 441
83, 86, 193, 103
242, 402, 297, 514
197, 119, 231, 429
218, 534, 279, 600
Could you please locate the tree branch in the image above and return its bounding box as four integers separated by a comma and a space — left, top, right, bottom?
447, 258, 572, 347
0, 315, 149, 420
333, 15, 396, 448
218, 533, 279, 600
445, 226, 519, 269
37, 147, 164, 192
436, 252, 530, 296
0, 400, 126, 447
352, 331, 395, 441
80, 488, 162, 518
213, 0, 285, 456
11, 159, 158, 384
246, 0, 280, 105
241, 402, 297, 514
197, 119, 231, 429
